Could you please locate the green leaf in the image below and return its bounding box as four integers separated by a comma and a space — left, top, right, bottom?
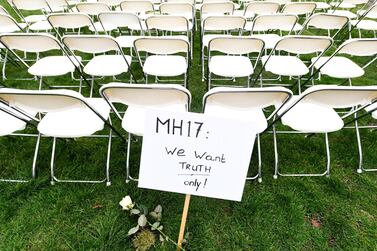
154, 205, 162, 213
139, 204, 148, 215
138, 214, 147, 227
151, 222, 160, 230
127, 226, 139, 236
130, 209, 140, 215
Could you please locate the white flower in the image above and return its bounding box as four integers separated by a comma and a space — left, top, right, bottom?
119, 195, 134, 211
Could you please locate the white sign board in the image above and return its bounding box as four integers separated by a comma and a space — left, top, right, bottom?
138, 110, 257, 201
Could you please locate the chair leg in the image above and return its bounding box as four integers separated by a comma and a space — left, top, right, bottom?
207, 72, 211, 91
32, 133, 41, 179
201, 46, 205, 82
354, 116, 364, 173
257, 134, 262, 183
325, 132, 330, 178
38, 77, 43, 90
50, 137, 57, 185
105, 128, 113, 186
126, 132, 139, 183
90, 77, 94, 98
2, 50, 7, 81
273, 124, 279, 179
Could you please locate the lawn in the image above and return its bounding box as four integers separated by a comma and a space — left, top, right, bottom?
1, 1, 377, 250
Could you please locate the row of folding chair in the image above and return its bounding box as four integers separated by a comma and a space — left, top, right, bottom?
1, 83, 377, 184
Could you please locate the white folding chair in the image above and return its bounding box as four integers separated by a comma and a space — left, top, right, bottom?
272, 85, 377, 178
261, 35, 333, 93
200, 2, 235, 22
0, 13, 27, 33
99, 0, 124, 8
201, 16, 246, 81
12, 0, 53, 31
145, 15, 193, 56
299, 13, 349, 38
0, 33, 81, 87
46, 0, 71, 12
120, 0, 155, 21
330, 0, 368, 9
134, 37, 190, 87
160, 3, 195, 30
0, 88, 118, 185
311, 38, 377, 86
248, 14, 298, 51
62, 35, 133, 96
100, 83, 191, 182
203, 86, 292, 182
207, 37, 264, 89
0, 102, 40, 182
235, 1, 280, 20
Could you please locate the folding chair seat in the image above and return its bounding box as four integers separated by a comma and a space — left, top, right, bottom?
207, 37, 264, 89
311, 39, 377, 85
0, 33, 80, 87
100, 83, 191, 182
234, 1, 280, 19
48, 13, 99, 38
12, 0, 53, 31
261, 35, 333, 92
76, 2, 114, 32
299, 13, 349, 38
134, 37, 189, 86
0, 88, 118, 185
248, 14, 298, 50
201, 16, 246, 81
272, 85, 377, 178
203, 86, 293, 182
62, 35, 133, 95
281, 2, 317, 32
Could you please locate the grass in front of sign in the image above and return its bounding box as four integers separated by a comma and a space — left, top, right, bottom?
1, 1, 377, 250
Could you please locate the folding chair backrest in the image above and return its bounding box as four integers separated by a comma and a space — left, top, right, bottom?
244, 2, 280, 16
364, 4, 377, 18
306, 13, 348, 30
337, 39, 377, 56
0, 14, 23, 32
0, 89, 86, 114
281, 2, 316, 15
120, 1, 154, 14
0, 33, 61, 53
251, 14, 298, 32
343, 0, 368, 5
100, 83, 191, 109
275, 35, 332, 54
203, 87, 292, 111
208, 37, 264, 55
203, 16, 246, 32
46, 0, 69, 9
62, 35, 121, 54
98, 12, 142, 30
146, 15, 189, 32
200, 2, 235, 16
76, 2, 111, 16
268, 0, 291, 5
48, 13, 94, 29
134, 37, 189, 54
12, 0, 49, 11
300, 85, 377, 109
160, 3, 194, 18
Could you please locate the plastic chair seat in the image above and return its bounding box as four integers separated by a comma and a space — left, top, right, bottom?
28, 56, 82, 77
0, 104, 37, 136
353, 20, 377, 30
84, 55, 132, 76
205, 104, 267, 133
279, 96, 344, 133
315, 2, 331, 9
250, 34, 281, 49
24, 15, 46, 23
29, 20, 53, 31
262, 55, 309, 76
209, 55, 253, 77
38, 98, 111, 138
122, 104, 186, 136
312, 56, 364, 78
143, 55, 187, 76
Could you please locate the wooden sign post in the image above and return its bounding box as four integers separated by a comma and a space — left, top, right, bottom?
138, 110, 258, 248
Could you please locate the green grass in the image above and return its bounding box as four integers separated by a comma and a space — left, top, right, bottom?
1, 1, 377, 250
